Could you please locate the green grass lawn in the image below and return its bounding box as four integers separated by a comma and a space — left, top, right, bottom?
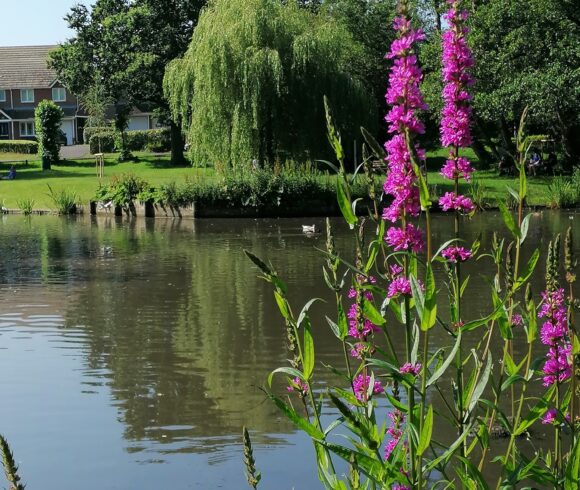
0, 153, 213, 209
0, 150, 556, 211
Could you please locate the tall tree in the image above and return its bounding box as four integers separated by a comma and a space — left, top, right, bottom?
164, 0, 375, 169
470, 0, 580, 168
321, 0, 396, 138
49, 0, 206, 165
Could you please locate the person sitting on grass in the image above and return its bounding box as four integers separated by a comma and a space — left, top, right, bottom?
527, 152, 541, 176
2, 165, 15, 180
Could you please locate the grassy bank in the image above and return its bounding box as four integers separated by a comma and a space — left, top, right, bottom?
0, 151, 571, 212
0, 155, 210, 209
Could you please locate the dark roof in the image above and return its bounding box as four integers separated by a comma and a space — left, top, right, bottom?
2, 106, 79, 120
0, 45, 58, 89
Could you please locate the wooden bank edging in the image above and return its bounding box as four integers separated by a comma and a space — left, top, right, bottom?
89, 200, 345, 219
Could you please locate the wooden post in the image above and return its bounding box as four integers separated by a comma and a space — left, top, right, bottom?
95, 153, 104, 178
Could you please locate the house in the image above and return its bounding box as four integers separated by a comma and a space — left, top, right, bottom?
0, 45, 159, 146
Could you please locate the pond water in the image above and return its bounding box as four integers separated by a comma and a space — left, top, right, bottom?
0, 211, 578, 489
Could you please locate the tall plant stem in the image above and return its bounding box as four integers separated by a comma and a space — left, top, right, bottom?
569, 280, 577, 428
499, 339, 533, 485
403, 249, 416, 485
417, 207, 433, 490
452, 171, 468, 467
287, 303, 336, 475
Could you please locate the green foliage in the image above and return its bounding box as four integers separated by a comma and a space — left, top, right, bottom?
49, 0, 205, 164
546, 176, 580, 209
164, 0, 375, 169
94, 173, 148, 207
470, 0, 580, 165
0, 434, 25, 490
0, 140, 38, 154
47, 184, 78, 214
34, 100, 64, 170
89, 132, 116, 154
83, 126, 111, 144
121, 129, 171, 153
16, 198, 35, 215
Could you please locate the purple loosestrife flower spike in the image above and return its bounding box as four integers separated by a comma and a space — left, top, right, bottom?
439, 0, 475, 213
382, 10, 427, 252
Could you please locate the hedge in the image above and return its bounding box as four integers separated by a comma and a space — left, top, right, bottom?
89, 132, 115, 154
88, 128, 171, 154
121, 129, 171, 153
0, 140, 38, 154
84, 126, 111, 144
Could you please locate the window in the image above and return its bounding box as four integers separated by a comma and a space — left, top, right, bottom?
20, 121, 34, 137
52, 87, 66, 102
0, 90, 5, 102
20, 89, 34, 103
0, 123, 9, 137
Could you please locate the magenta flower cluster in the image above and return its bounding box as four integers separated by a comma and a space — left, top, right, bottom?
287, 377, 309, 397
539, 288, 571, 387
439, 0, 475, 216
382, 13, 426, 264
353, 374, 383, 402
384, 409, 405, 460
400, 362, 422, 376
441, 245, 472, 263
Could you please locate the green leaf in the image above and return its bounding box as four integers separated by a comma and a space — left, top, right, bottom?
427, 331, 461, 387
514, 385, 556, 436
244, 249, 273, 276
269, 393, 324, 439
274, 290, 291, 320
337, 179, 357, 227
513, 249, 540, 291
360, 126, 386, 161
319, 442, 385, 482
298, 298, 323, 327
467, 354, 492, 416
520, 213, 531, 244
411, 161, 431, 210
501, 374, 525, 392
425, 425, 471, 471
303, 316, 314, 379
363, 300, 385, 326
410, 275, 424, 321
526, 300, 538, 344
499, 201, 520, 239
421, 263, 437, 331
268, 367, 303, 387
565, 429, 580, 490
417, 405, 433, 456
337, 301, 348, 339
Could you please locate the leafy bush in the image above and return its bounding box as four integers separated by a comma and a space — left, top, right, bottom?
89, 132, 115, 154
35, 100, 64, 168
83, 126, 111, 144
124, 129, 171, 152
94, 173, 148, 207
0, 140, 38, 154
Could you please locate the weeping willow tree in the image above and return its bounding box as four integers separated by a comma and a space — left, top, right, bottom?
164, 0, 376, 170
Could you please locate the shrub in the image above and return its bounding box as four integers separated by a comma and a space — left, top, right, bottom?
94, 173, 148, 207
121, 129, 171, 152
89, 132, 115, 154
0, 140, 38, 154
83, 126, 111, 144
35, 100, 64, 169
